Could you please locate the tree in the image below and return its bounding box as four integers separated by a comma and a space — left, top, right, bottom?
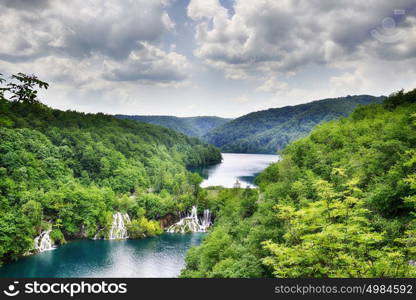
21, 200, 43, 229
0, 74, 5, 99
1, 73, 49, 104
0, 73, 222, 265
182, 89, 416, 278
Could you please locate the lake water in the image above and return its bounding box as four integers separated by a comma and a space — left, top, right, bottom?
0, 233, 205, 278
0, 153, 278, 278
195, 153, 280, 188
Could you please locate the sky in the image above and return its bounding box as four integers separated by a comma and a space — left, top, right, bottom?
0, 0, 415, 118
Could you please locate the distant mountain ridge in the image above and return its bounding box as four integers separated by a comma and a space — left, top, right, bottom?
115, 115, 232, 137
203, 95, 385, 154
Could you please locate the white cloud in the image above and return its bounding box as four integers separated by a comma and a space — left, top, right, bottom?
187, 0, 416, 97
187, 0, 227, 20
0, 0, 175, 60
0, 0, 189, 87
103, 42, 190, 86
257, 78, 289, 93
1, 1, 415, 117
230, 95, 250, 103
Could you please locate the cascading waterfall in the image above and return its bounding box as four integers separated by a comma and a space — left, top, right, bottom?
34, 229, 55, 252
201, 209, 211, 230
167, 206, 212, 233
190, 206, 199, 224
108, 212, 131, 240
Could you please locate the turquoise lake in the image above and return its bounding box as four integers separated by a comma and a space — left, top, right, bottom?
0, 233, 205, 278
0, 153, 279, 278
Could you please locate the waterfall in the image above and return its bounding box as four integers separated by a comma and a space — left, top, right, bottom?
200, 209, 211, 230
167, 206, 212, 233
108, 212, 130, 240
93, 229, 103, 240
190, 206, 198, 223
34, 229, 55, 252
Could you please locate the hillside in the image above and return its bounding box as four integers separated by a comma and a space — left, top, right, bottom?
115, 115, 231, 137
204, 95, 384, 154
181, 89, 416, 278
0, 74, 221, 264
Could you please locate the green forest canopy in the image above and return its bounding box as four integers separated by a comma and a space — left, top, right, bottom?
2, 72, 416, 279
0, 73, 221, 264
181, 89, 416, 278
204, 95, 384, 154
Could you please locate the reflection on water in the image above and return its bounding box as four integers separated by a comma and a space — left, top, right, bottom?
193, 153, 280, 188
0, 233, 205, 278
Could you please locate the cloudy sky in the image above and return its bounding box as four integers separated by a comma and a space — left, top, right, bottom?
0, 0, 415, 117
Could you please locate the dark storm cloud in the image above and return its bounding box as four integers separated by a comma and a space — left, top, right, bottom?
105, 66, 187, 83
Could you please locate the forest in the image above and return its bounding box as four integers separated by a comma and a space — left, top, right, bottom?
115, 115, 231, 138
0, 73, 222, 264
204, 95, 384, 154
2, 72, 416, 278
181, 89, 416, 278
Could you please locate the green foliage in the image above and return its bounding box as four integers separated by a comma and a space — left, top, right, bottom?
21, 200, 43, 229
0, 73, 221, 265
262, 179, 415, 277
50, 229, 65, 245
0, 212, 34, 262
181, 187, 268, 278
182, 89, 416, 278
0, 73, 48, 104
204, 95, 384, 154
127, 218, 162, 238
384, 89, 416, 110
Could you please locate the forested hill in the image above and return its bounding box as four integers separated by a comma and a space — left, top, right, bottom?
0, 102, 222, 169
181, 89, 416, 278
204, 95, 384, 154
115, 115, 231, 137
0, 73, 221, 264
